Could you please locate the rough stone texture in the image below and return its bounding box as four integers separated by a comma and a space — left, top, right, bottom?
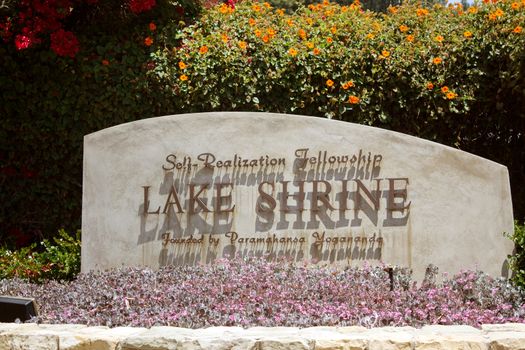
0, 333, 59, 350
1, 324, 525, 350
82, 112, 514, 280
366, 327, 415, 350
414, 325, 488, 349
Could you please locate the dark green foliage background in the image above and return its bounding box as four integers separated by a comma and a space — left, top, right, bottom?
0, 0, 197, 245
0, 0, 524, 250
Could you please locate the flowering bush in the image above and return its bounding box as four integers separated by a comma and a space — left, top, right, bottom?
151, 0, 525, 222
0, 258, 523, 327
0, 0, 170, 56
0, 0, 200, 245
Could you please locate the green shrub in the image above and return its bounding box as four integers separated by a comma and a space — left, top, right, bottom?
508, 221, 525, 288
152, 0, 525, 219
0, 229, 81, 282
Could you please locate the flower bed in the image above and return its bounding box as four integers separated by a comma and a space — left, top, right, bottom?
1, 258, 523, 328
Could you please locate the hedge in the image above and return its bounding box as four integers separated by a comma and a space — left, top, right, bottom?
152, 0, 525, 217
0, 0, 524, 248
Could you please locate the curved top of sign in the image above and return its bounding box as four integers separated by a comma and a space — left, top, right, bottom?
86, 112, 504, 168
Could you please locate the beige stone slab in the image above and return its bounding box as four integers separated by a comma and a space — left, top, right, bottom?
0, 333, 59, 350
483, 324, 525, 333
60, 326, 148, 350
416, 325, 488, 349
366, 327, 416, 350
82, 112, 514, 280
0, 322, 41, 333
1, 324, 525, 350
257, 338, 314, 350
487, 332, 525, 350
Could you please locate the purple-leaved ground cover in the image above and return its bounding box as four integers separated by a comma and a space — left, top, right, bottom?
1, 257, 524, 328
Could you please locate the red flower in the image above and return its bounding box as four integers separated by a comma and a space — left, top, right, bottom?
14, 34, 33, 50
50, 29, 79, 57
129, 0, 156, 14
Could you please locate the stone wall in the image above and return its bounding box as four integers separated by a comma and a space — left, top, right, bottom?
1, 323, 525, 349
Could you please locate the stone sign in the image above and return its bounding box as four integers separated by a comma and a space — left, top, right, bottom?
82, 112, 514, 279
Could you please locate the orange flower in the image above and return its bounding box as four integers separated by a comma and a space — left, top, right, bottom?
416, 8, 429, 16
341, 5, 348, 12
305, 41, 314, 49
263, 2, 271, 8
446, 92, 457, 99
262, 35, 270, 43
298, 29, 307, 39
238, 41, 247, 49
221, 34, 229, 43
326, 79, 334, 87
495, 8, 504, 16
199, 46, 208, 54
341, 81, 354, 90
254, 29, 262, 37
267, 28, 276, 37
313, 48, 320, 55
180, 74, 188, 81
463, 31, 473, 38
252, 4, 261, 12
219, 4, 229, 13
102, 59, 110, 66
426, 82, 434, 90
348, 95, 360, 104
468, 6, 478, 14
388, 6, 398, 14
287, 19, 294, 27
433, 57, 442, 64
144, 36, 153, 46
249, 18, 256, 26
289, 48, 298, 56
406, 34, 415, 42
366, 33, 375, 40
513, 26, 522, 33
330, 26, 337, 34
399, 24, 409, 32
276, 9, 284, 15
381, 50, 390, 58
488, 13, 497, 20
149, 22, 156, 31
511, 2, 520, 9
434, 35, 444, 43
178, 61, 187, 69
441, 86, 449, 93
326, 37, 333, 43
